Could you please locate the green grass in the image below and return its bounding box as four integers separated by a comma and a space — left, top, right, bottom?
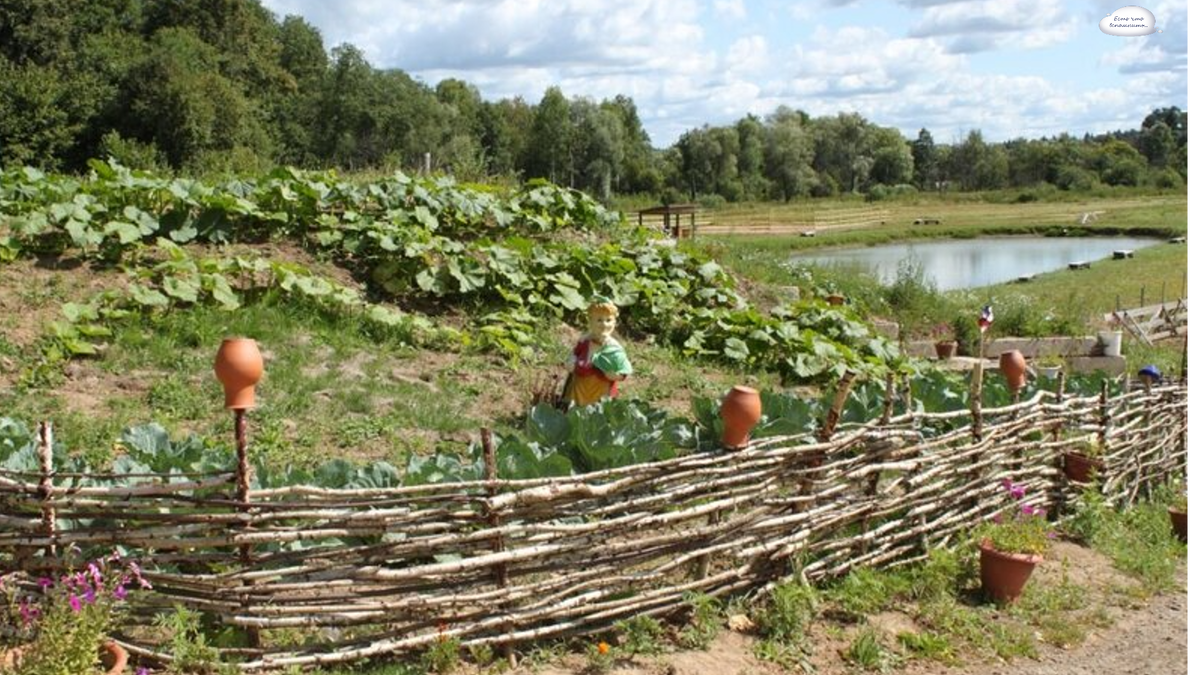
0, 299, 489, 468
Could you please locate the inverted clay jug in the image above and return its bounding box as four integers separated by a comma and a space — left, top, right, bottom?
720, 386, 762, 450
214, 338, 264, 410
998, 350, 1027, 392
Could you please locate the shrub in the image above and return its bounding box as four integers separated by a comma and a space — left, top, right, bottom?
1055, 166, 1098, 191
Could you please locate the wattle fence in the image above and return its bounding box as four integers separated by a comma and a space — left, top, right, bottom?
0, 380, 1186, 671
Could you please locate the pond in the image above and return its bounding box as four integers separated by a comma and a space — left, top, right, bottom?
792, 236, 1164, 290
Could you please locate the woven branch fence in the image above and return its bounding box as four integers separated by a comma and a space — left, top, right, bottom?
0, 379, 1187, 671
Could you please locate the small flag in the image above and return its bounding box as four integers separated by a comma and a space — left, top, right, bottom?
978, 305, 994, 332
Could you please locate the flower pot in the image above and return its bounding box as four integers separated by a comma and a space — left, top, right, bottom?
979, 539, 1041, 603
719, 385, 762, 450
214, 338, 264, 410
1063, 452, 1104, 483
2, 641, 126, 675
935, 340, 957, 360
1168, 508, 1186, 543
1, 646, 24, 671
998, 350, 1027, 392
100, 641, 129, 675
1037, 365, 1062, 381
1098, 330, 1122, 357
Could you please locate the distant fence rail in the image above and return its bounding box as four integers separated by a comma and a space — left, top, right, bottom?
0, 381, 1186, 670
696, 206, 891, 236
1105, 298, 1187, 346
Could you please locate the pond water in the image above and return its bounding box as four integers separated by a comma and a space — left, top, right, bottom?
792, 236, 1164, 290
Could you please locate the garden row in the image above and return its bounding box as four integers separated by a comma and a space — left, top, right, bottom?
2, 161, 896, 383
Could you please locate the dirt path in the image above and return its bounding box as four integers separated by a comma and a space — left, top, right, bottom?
515, 550, 1187, 675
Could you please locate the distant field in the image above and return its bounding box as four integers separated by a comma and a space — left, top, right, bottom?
692, 193, 1185, 243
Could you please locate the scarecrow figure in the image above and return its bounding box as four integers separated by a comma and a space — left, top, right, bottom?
563, 297, 632, 407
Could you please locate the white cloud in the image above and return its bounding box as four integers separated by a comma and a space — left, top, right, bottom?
261, 0, 1185, 147
725, 35, 770, 74
713, 0, 747, 19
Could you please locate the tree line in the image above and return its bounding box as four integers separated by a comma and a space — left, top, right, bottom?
0, 0, 1186, 201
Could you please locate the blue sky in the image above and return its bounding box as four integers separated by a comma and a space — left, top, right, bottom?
258, 0, 1187, 147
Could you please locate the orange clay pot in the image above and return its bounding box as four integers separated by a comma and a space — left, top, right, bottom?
979, 539, 1041, 604
2, 641, 127, 675
998, 350, 1027, 392
719, 386, 762, 450
214, 338, 264, 410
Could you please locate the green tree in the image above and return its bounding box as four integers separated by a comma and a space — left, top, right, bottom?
1141, 121, 1176, 169
867, 126, 913, 186
525, 86, 572, 184
735, 115, 768, 200
910, 128, 939, 190
764, 108, 816, 201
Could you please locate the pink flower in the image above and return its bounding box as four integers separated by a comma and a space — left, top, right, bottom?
1010, 484, 1026, 499
1020, 504, 1035, 516
113, 585, 128, 600
87, 562, 103, 585
37, 577, 53, 589
68, 594, 82, 613
18, 599, 40, 626
991, 514, 1005, 523
1001, 477, 1013, 491
136, 668, 150, 675
84, 586, 97, 605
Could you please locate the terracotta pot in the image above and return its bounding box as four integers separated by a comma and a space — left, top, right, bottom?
998, 350, 1027, 392
100, 641, 129, 675
214, 338, 264, 410
825, 294, 845, 306
1063, 452, 1104, 483
0, 646, 24, 671
719, 386, 762, 450
979, 539, 1041, 603
1168, 508, 1186, 543
934, 340, 957, 360
2, 641, 127, 675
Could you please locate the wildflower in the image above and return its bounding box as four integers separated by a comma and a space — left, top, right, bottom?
84, 586, 97, 605
37, 577, 53, 589
19, 599, 40, 626
88, 562, 104, 585
136, 668, 150, 675
113, 585, 128, 600
1020, 504, 1035, 516
68, 594, 82, 613
597, 641, 610, 655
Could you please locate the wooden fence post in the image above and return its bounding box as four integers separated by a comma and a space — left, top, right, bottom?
481, 429, 517, 668
969, 361, 984, 444
1052, 372, 1069, 518
818, 372, 856, 443
37, 422, 57, 560
1097, 380, 1110, 498
857, 374, 894, 557
233, 409, 260, 650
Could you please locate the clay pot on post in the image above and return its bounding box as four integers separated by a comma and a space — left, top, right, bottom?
934, 340, 957, 360
998, 350, 1027, 392
214, 338, 264, 410
719, 386, 762, 450
979, 539, 1041, 604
